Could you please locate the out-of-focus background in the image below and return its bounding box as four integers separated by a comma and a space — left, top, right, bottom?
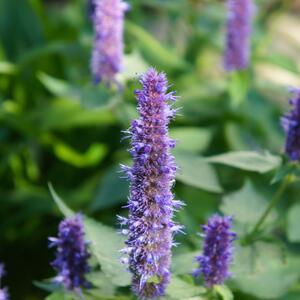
1, 0, 300, 299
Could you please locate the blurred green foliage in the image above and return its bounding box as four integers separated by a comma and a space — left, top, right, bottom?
1, 0, 300, 299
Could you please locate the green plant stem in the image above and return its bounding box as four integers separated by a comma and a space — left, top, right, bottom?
247, 175, 293, 242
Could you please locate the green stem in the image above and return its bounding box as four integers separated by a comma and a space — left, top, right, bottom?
247, 175, 293, 242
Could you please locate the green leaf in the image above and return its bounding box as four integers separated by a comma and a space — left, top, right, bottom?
214, 285, 234, 300
45, 292, 74, 300
25, 99, 115, 130
126, 21, 189, 71
0, 61, 17, 74
207, 151, 281, 173
220, 181, 276, 233
287, 203, 300, 242
232, 242, 300, 299
175, 151, 223, 193
170, 128, 212, 154
172, 251, 199, 275
48, 183, 73, 217
90, 165, 128, 211
53, 142, 107, 168
87, 272, 116, 296
38, 72, 112, 110
122, 51, 149, 79
38, 72, 73, 98
228, 70, 249, 107
166, 277, 205, 299
84, 218, 131, 287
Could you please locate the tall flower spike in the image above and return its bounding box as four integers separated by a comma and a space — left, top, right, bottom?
120, 68, 183, 299
90, 0, 128, 84
281, 88, 300, 161
194, 215, 236, 287
0, 263, 9, 300
224, 0, 253, 72
49, 214, 91, 292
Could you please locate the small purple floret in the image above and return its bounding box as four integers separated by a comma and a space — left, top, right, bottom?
194, 215, 236, 287
281, 88, 300, 161
224, 0, 253, 72
90, 0, 128, 84
0, 263, 9, 300
120, 68, 183, 299
49, 214, 91, 291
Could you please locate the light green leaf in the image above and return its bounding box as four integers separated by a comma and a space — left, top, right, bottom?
38, 72, 73, 98
170, 128, 212, 154
26, 99, 115, 130
126, 21, 189, 71
166, 277, 205, 299
45, 292, 74, 300
229, 70, 249, 107
214, 285, 234, 300
220, 181, 276, 233
38, 72, 112, 110
175, 151, 223, 193
172, 251, 198, 275
287, 203, 300, 242
53, 142, 107, 168
207, 151, 281, 173
122, 51, 149, 79
0, 61, 17, 74
232, 242, 300, 299
84, 218, 131, 287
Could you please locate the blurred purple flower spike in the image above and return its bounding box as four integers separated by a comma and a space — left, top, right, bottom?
194, 215, 236, 287
224, 0, 254, 72
90, 0, 129, 85
49, 214, 91, 292
281, 88, 300, 161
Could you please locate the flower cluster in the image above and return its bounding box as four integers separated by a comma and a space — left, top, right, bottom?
194, 215, 236, 287
120, 68, 183, 299
224, 0, 253, 72
90, 0, 128, 84
0, 263, 9, 300
281, 88, 300, 161
49, 214, 91, 291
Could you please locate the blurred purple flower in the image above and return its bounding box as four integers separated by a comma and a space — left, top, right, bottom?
49, 214, 91, 291
90, 0, 128, 84
281, 88, 300, 161
120, 68, 183, 299
194, 215, 236, 287
224, 0, 253, 72
0, 263, 9, 300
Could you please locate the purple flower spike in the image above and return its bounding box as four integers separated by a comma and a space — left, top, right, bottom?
281, 88, 300, 161
224, 0, 253, 72
194, 215, 236, 287
0, 263, 9, 300
90, 0, 128, 84
120, 68, 183, 299
49, 214, 91, 291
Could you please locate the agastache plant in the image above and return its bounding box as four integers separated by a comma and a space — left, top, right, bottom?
0, 263, 9, 300
90, 0, 128, 84
49, 214, 91, 292
194, 215, 236, 287
224, 0, 253, 72
281, 88, 300, 161
120, 68, 183, 299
